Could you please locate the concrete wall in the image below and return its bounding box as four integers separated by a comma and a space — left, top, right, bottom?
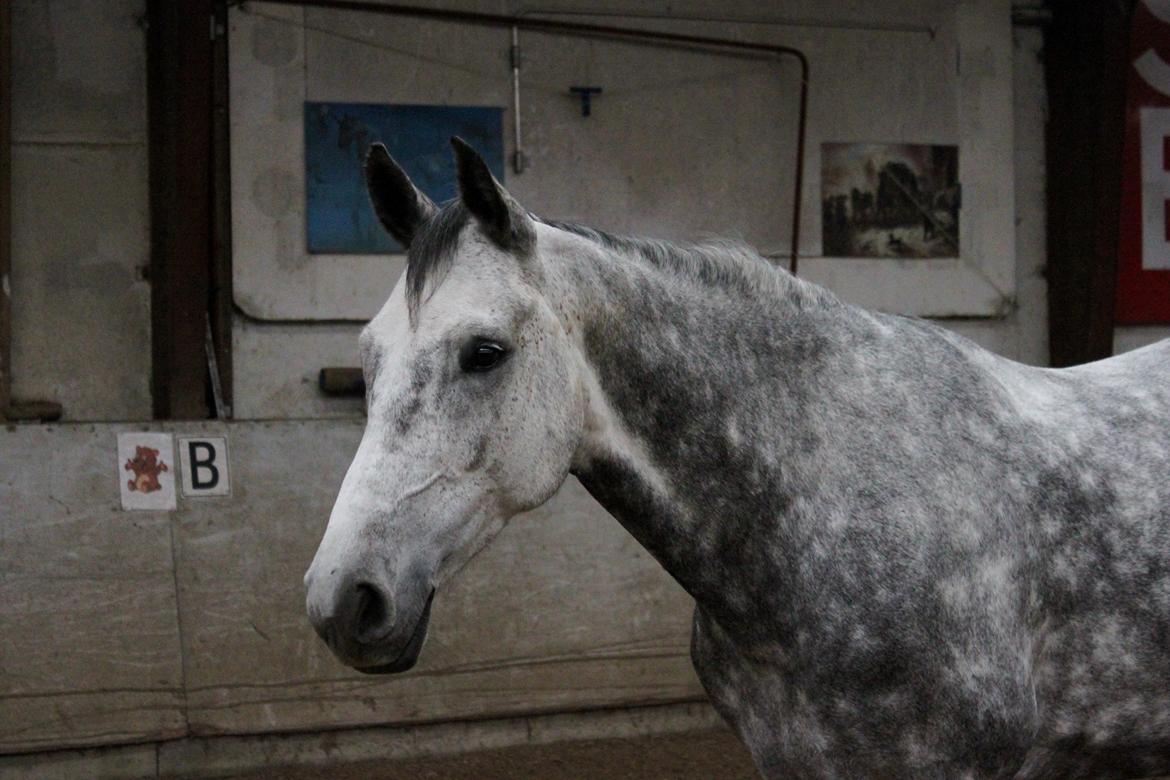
228, 0, 1034, 419
232, 0, 1019, 318
6, 0, 1162, 422
0, 422, 699, 756
9, 0, 151, 421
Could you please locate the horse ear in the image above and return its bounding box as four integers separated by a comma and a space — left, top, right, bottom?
451, 136, 534, 251
364, 143, 437, 248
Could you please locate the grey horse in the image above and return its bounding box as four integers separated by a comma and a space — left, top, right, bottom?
304, 138, 1170, 779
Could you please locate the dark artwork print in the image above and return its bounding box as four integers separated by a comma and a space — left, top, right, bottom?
821, 143, 960, 258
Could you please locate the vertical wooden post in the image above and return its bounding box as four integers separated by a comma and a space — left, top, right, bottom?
146, 0, 214, 418
211, 0, 233, 417
1045, 2, 1131, 367
0, 0, 11, 417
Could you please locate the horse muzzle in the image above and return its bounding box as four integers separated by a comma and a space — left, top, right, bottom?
305, 567, 435, 674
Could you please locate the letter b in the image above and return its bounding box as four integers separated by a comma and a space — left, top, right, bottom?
189, 442, 219, 489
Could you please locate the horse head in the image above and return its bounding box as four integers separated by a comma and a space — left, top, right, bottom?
303, 139, 586, 672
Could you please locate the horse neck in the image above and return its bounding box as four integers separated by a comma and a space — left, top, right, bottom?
558, 243, 842, 629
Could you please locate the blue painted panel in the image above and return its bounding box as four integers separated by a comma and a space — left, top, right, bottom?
304, 102, 506, 254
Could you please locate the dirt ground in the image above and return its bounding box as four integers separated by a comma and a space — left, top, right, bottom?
232, 729, 758, 779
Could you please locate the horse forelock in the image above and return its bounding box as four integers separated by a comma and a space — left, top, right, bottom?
403, 203, 835, 320
404, 200, 470, 320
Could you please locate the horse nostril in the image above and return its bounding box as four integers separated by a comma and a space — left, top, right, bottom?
352, 581, 393, 644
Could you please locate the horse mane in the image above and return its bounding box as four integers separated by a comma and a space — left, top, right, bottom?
405, 200, 836, 316
403, 200, 472, 318
541, 219, 834, 309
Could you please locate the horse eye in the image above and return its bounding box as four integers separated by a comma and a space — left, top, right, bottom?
461, 341, 507, 373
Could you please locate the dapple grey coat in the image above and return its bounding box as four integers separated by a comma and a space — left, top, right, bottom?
307, 140, 1170, 779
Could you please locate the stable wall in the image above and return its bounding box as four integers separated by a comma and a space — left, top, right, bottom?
0, 422, 698, 755
228, 0, 1045, 420
8, 0, 151, 421
4, 0, 1069, 421
7, 0, 1161, 422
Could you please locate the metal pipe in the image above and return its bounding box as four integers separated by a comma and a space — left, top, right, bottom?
517, 6, 935, 38
511, 25, 525, 174
256, 0, 810, 272
791, 71, 807, 276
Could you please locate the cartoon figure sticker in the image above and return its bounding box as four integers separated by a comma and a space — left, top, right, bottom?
126, 445, 168, 493
117, 432, 177, 511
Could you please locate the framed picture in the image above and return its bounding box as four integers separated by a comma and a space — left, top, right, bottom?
304, 102, 505, 253
821, 143, 960, 259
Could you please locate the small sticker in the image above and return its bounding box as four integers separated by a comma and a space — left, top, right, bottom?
118, 433, 177, 511
178, 436, 231, 497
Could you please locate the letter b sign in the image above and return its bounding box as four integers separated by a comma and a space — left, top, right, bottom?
179, 436, 231, 497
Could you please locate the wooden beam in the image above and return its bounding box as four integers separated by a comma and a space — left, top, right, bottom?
1044, 2, 1132, 367
1, 0, 11, 417
146, 0, 214, 418
210, 0, 233, 417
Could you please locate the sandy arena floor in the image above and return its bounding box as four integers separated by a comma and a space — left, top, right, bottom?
232, 729, 757, 779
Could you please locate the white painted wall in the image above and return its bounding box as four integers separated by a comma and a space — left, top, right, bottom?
229, 1, 1050, 418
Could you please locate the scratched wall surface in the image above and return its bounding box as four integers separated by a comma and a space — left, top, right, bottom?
4, 0, 1081, 422
0, 425, 185, 753
0, 421, 699, 754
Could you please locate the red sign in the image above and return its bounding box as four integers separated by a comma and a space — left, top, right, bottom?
1118, 0, 1170, 322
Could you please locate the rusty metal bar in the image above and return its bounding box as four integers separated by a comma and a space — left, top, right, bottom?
252, 0, 809, 273
518, 6, 936, 36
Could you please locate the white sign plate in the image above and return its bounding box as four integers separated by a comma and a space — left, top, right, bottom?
117, 432, 177, 511
178, 436, 231, 497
